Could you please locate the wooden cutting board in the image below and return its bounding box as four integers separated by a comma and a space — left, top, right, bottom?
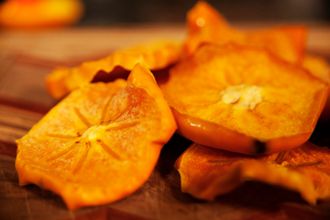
0, 26, 330, 220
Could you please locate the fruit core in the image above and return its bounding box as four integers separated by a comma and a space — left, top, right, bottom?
221, 85, 263, 110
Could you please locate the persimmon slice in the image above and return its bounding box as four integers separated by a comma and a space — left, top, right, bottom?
16, 64, 176, 210
303, 54, 330, 119
176, 142, 330, 204
160, 43, 328, 154
46, 40, 181, 99
0, 0, 83, 28
184, 1, 306, 63
303, 55, 330, 84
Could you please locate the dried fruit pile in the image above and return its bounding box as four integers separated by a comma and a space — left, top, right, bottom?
16, 1, 330, 210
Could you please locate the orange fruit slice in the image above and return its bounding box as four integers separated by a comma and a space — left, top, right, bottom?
16, 64, 176, 210
303, 54, 330, 119
46, 40, 181, 99
160, 43, 328, 154
176, 142, 330, 204
184, 1, 306, 63
184, 1, 243, 56
303, 54, 330, 84
0, 0, 83, 28
246, 26, 307, 63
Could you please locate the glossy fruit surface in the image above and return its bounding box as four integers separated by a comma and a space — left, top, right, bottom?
176, 142, 330, 204
46, 41, 181, 99
16, 64, 176, 209
161, 43, 328, 154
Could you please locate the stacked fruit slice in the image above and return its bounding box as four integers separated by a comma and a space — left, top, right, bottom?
16, 1, 330, 210
160, 43, 327, 154
176, 142, 330, 205
17, 65, 176, 209
46, 40, 181, 99
161, 1, 330, 205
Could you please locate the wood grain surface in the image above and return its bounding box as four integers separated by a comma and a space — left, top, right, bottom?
0, 25, 330, 220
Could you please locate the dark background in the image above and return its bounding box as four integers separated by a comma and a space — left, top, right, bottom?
0, 0, 329, 24
79, 0, 330, 25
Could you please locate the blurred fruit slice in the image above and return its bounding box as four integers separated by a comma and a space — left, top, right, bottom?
160, 43, 328, 154
303, 54, 330, 119
176, 142, 330, 204
184, 0, 243, 55
16, 64, 176, 210
46, 40, 181, 99
246, 26, 307, 63
184, 1, 307, 63
0, 0, 83, 28
303, 55, 330, 84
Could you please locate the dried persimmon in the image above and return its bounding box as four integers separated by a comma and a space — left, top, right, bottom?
46, 40, 181, 99
303, 54, 330, 119
184, 1, 306, 63
176, 142, 330, 204
0, 0, 83, 28
184, 1, 243, 55
16, 64, 176, 210
160, 43, 328, 154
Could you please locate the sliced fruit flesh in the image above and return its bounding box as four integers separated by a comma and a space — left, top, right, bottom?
184, 1, 243, 56
46, 40, 181, 99
303, 54, 330, 84
16, 64, 176, 210
176, 143, 330, 204
160, 43, 328, 153
303, 54, 330, 119
0, 0, 83, 28
184, 1, 306, 63
246, 26, 306, 64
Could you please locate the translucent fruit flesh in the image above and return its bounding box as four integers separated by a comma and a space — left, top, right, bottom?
16, 64, 176, 210
176, 143, 330, 204
160, 43, 328, 154
184, 1, 306, 63
46, 41, 181, 99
